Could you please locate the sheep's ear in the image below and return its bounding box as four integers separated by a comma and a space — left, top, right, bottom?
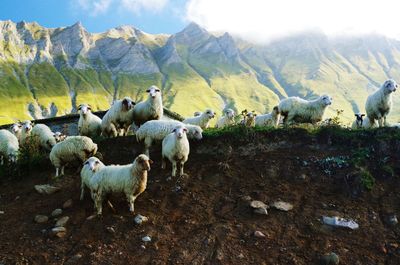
155, 89, 160, 92
77, 105, 82, 110
146, 89, 150, 92
172, 128, 177, 133
87, 104, 92, 110
149, 159, 153, 164
183, 128, 188, 132
361, 114, 365, 117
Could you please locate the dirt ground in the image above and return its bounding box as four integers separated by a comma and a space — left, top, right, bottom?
1, 129, 400, 265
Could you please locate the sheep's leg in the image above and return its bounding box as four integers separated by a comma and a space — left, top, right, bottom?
383, 116, 388, 127
55, 168, 59, 178
0, 156, 3, 165
161, 156, 166, 169
179, 162, 185, 177
61, 166, 65, 176
172, 161, 177, 177
94, 192, 103, 215
80, 181, 85, 200
127, 194, 137, 213
144, 138, 152, 157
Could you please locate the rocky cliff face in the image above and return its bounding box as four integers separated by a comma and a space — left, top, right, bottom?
1, 20, 400, 125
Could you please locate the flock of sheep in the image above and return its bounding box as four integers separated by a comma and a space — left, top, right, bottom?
0, 79, 397, 215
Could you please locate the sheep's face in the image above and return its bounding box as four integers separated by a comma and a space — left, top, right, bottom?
204, 109, 215, 119
193, 111, 202, 117
78, 104, 91, 115
173, 126, 188, 139
246, 112, 256, 119
10, 123, 22, 134
53, 132, 66, 143
226, 109, 235, 118
22, 121, 33, 133
84, 157, 103, 172
122, 98, 135, 111
146, 86, 161, 99
321, 95, 332, 106
189, 127, 203, 140
383, 79, 398, 93
135, 154, 153, 171
355, 113, 365, 121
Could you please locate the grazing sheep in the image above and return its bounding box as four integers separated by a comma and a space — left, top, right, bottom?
183, 109, 215, 129
50, 136, 98, 178
366, 79, 398, 127
20, 120, 33, 145
279, 95, 332, 125
351, 113, 366, 129
30, 124, 56, 151
54, 132, 67, 143
216, 109, 236, 129
0, 129, 19, 164
90, 154, 153, 215
10, 123, 22, 142
162, 125, 190, 178
101, 97, 135, 137
136, 120, 202, 157
255, 106, 281, 127
80, 157, 105, 200
78, 104, 102, 138
132, 85, 163, 127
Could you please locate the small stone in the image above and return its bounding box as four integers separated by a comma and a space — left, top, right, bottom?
271, 201, 293, 211
63, 199, 73, 209
55, 216, 69, 227
250, 200, 268, 209
86, 215, 97, 220
238, 253, 245, 259
34, 184, 60, 195
106, 227, 115, 233
253, 208, 268, 215
142, 236, 151, 242
140, 245, 146, 249
321, 252, 339, 265
134, 214, 149, 225
51, 227, 67, 238
51, 209, 63, 217
65, 254, 82, 264
34, 215, 49, 224
254, 231, 266, 238
388, 215, 398, 226
241, 195, 252, 202
41, 229, 47, 234
0, 211, 4, 214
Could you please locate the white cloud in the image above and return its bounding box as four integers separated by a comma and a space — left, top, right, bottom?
121, 0, 169, 13
185, 0, 400, 42
75, 0, 112, 16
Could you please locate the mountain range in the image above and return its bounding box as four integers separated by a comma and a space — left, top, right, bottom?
1, 20, 400, 125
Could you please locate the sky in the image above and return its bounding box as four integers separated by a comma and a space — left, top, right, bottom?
1, 0, 400, 42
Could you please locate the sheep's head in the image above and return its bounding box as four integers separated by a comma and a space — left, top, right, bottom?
193, 111, 202, 117
204, 109, 215, 119
10, 123, 22, 134
225, 109, 235, 119
53, 132, 66, 143
122, 97, 135, 111
22, 120, 33, 133
320, 95, 332, 106
383, 79, 398, 93
246, 111, 256, 119
83, 157, 103, 172
146, 85, 161, 99
188, 125, 203, 140
135, 154, 153, 171
355, 113, 365, 126
172, 125, 188, 139
78, 104, 92, 116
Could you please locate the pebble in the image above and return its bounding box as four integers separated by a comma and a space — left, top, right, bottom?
241, 195, 252, 202
34, 215, 49, 224
51, 227, 67, 238
142, 236, 152, 242
106, 227, 116, 233
140, 245, 146, 249
55, 216, 69, 227
51, 209, 63, 217
250, 200, 268, 209
321, 252, 339, 265
271, 201, 293, 211
63, 199, 73, 209
0, 211, 4, 214
254, 231, 266, 238
134, 214, 149, 225
388, 215, 398, 226
86, 215, 97, 220
65, 254, 82, 265
34, 184, 60, 195
253, 208, 268, 215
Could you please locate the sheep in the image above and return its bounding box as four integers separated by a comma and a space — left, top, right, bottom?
278, 94, 332, 125
101, 97, 135, 137
216, 109, 236, 129
162, 125, 190, 178
78, 104, 102, 138
30, 124, 57, 151
132, 85, 163, 128
89, 154, 153, 215
135, 120, 202, 157
50, 136, 98, 178
351, 113, 366, 129
240, 110, 257, 127
255, 106, 281, 127
183, 109, 215, 129
54, 132, 67, 143
10, 123, 22, 142
20, 120, 33, 145
80, 156, 105, 200
366, 79, 398, 127
0, 129, 19, 164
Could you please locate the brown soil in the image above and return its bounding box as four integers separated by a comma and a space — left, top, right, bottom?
1, 130, 400, 265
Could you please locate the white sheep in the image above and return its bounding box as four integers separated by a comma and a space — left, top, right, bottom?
50, 136, 98, 178
240, 110, 257, 127
183, 109, 215, 129
101, 97, 135, 137
54, 132, 67, 143
366, 79, 398, 127
89, 154, 153, 215
10, 123, 22, 142
162, 125, 190, 178
20, 120, 33, 145
78, 104, 102, 138
30, 124, 57, 151
255, 106, 281, 127
216, 109, 236, 129
132, 85, 163, 127
136, 120, 202, 157
351, 113, 366, 129
279, 95, 332, 125
80, 156, 105, 200
0, 129, 19, 164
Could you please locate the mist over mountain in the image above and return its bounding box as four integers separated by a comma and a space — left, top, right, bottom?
1, 20, 400, 125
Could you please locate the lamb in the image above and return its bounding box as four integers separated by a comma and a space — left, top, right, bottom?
183, 109, 215, 129
10, 123, 22, 142
30, 124, 57, 151
216, 109, 236, 129
365, 79, 398, 127
351, 113, 366, 129
80, 156, 105, 200
0, 129, 19, 164
132, 85, 163, 127
50, 136, 98, 178
240, 110, 257, 127
101, 97, 135, 137
135, 120, 202, 157
278, 94, 332, 125
20, 120, 33, 145
162, 125, 190, 178
78, 104, 102, 138
255, 106, 281, 127
89, 154, 153, 215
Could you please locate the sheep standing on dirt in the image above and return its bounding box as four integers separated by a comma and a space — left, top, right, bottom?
162, 125, 190, 178
136, 120, 202, 157
30, 124, 57, 151
10, 123, 22, 142
351, 113, 366, 129
78, 104, 102, 138
278, 95, 332, 125
20, 120, 33, 145
132, 86, 163, 128
0, 129, 19, 164
80, 157, 105, 200
183, 109, 215, 129
101, 97, 135, 137
366, 79, 398, 127
90, 154, 153, 215
255, 106, 281, 127
216, 109, 235, 129
50, 136, 98, 178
